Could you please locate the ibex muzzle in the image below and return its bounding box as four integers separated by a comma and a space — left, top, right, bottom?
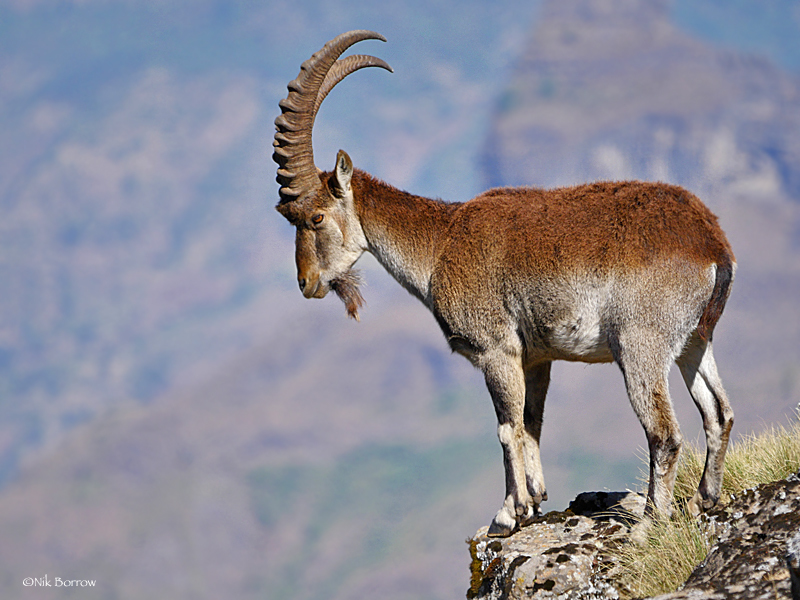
273, 31, 736, 536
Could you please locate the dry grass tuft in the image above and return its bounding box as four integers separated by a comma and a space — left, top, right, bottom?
674, 415, 800, 504
615, 409, 800, 598
616, 505, 714, 597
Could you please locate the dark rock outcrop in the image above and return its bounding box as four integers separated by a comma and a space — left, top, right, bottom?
468, 471, 800, 599
655, 470, 800, 600
467, 491, 645, 599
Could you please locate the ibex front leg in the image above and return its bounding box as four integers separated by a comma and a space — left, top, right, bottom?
482, 351, 535, 537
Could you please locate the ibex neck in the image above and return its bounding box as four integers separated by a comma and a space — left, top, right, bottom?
352, 170, 459, 306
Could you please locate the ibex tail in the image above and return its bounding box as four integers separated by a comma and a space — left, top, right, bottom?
697, 255, 735, 341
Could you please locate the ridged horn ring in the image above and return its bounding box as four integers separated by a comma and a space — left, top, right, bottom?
273, 30, 393, 207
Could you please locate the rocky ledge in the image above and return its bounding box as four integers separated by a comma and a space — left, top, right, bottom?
467, 471, 800, 599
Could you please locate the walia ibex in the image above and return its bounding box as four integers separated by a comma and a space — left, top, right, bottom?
273, 31, 735, 536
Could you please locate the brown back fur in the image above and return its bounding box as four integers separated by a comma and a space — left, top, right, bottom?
458, 181, 733, 274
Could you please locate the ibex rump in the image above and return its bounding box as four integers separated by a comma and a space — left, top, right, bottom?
273, 31, 735, 536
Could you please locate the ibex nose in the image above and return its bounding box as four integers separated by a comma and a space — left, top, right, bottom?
298, 278, 306, 291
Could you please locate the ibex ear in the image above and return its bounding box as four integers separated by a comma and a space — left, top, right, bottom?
330, 150, 353, 197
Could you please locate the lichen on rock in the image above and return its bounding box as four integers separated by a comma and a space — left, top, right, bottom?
653, 470, 800, 600
467, 491, 645, 599
467, 473, 800, 600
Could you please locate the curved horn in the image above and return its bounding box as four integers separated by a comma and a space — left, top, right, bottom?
314, 54, 393, 115
273, 30, 391, 206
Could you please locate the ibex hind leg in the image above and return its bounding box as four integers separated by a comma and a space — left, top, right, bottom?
522, 362, 551, 513
614, 332, 683, 518
676, 333, 734, 516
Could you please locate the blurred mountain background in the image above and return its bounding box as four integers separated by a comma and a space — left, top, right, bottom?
0, 0, 799, 598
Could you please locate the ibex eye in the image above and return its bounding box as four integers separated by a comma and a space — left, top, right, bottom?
311, 214, 324, 225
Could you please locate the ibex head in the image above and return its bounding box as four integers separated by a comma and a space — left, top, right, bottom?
272, 30, 393, 320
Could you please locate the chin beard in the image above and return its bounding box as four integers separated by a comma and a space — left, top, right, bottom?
330, 269, 365, 321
